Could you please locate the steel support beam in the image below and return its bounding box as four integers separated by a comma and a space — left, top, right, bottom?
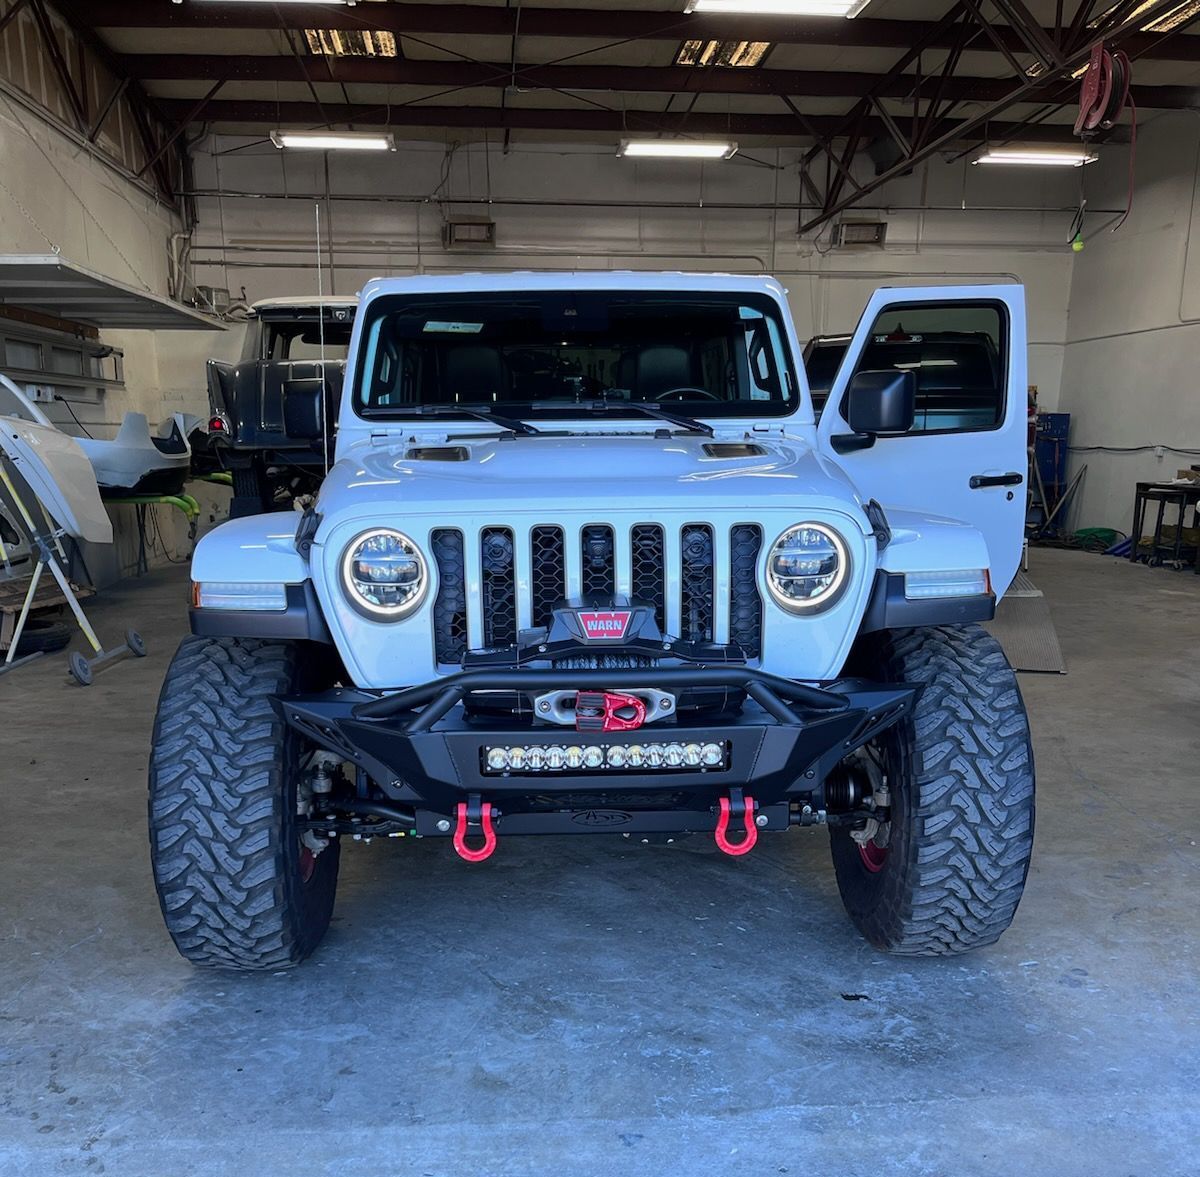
56, 0, 1200, 64
152, 98, 1093, 146
114, 53, 1200, 111
797, 0, 1192, 233
29, 0, 86, 130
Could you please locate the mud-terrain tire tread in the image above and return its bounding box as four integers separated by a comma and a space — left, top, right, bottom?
148, 636, 338, 969
832, 624, 1035, 955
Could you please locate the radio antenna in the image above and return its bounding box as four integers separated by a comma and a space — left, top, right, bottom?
314, 201, 330, 476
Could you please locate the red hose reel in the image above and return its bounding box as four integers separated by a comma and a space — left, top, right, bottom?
1074, 43, 1132, 139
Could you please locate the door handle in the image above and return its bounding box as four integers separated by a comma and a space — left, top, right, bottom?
969, 472, 1024, 489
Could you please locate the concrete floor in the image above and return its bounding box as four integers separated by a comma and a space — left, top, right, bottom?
1, 548, 1197, 1176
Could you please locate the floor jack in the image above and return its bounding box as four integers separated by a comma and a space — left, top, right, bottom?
0, 461, 145, 685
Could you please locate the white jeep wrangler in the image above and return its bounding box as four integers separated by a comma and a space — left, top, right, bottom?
149, 272, 1035, 970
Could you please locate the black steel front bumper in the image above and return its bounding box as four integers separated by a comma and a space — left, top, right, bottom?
278, 666, 917, 836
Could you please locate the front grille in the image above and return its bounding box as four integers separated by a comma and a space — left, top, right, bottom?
430, 529, 467, 664
581, 525, 615, 598
631, 524, 666, 630
680, 524, 715, 643
480, 526, 517, 648
429, 522, 764, 663
531, 525, 565, 627
730, 524, 764, 659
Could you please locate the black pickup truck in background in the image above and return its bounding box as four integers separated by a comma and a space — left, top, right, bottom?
206, 297, 358, 517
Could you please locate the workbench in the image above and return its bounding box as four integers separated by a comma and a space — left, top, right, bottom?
1129, 481, 1200, 569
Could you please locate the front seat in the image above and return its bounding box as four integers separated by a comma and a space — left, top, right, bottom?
626, 345, 695, 399
442, 345, 509, 403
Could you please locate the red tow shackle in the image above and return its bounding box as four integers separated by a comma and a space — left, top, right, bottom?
714, 791, 758, 857
453, 800, 497, 863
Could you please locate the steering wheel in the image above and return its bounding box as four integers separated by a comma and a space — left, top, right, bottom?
655, 387, 722, 402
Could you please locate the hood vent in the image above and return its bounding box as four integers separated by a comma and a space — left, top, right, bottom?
703, 442, 767, 459
405, 445, 470, 462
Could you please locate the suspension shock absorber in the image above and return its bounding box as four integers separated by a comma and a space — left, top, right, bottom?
824, 763, 870, 813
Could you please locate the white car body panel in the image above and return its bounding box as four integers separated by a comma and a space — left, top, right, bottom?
191, 513, 311, 584
816, 283, 1027, 594
0, 417, 112, 543
77, 412, 191, 491
1, 373, 192, 492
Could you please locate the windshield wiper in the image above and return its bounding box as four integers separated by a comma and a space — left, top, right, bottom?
540, 398, 714, 437
369, 403, 542, 436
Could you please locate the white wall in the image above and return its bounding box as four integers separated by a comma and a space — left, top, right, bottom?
1060, 111, 1200, 531
0, 99, 222, 579
185, 135, 1079, 409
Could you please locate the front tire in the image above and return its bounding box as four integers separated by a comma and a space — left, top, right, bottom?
148, 637, 340, 969
831, 624, 1035, 955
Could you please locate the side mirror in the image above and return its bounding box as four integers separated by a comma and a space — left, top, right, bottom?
282, 378, 331, 440
845, 369, 916, 435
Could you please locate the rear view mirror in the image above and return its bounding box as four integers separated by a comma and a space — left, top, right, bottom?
283, 378, 332, 440
845, 369, 916, 435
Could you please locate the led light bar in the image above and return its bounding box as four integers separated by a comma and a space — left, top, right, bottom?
618, 139, 738, 160
270, 130, 395, 152
192, 581, 288, 611
904, 570, 989, 600
973, 148, 1097, 167
482, 741, 729, 774
685, 0, 874, 18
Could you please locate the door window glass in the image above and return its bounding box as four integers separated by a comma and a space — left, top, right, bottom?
845, 303, 1005, 434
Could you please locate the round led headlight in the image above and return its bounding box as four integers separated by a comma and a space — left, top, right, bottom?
767, 523, 849, 613
341, 529, 428, 619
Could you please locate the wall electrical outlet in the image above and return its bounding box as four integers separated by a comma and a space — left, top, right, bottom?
25, 384, 55, 403
1155, 445, 1165, 459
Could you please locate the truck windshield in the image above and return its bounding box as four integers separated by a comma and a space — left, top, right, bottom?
355, 291, 798, 421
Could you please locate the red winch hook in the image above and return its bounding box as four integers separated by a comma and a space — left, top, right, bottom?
714, 791, 758, 857
453, 800, 497, 863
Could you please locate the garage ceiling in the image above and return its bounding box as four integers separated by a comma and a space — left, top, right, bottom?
52, 0, 1200, 223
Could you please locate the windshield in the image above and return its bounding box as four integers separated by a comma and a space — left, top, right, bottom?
355, 291, 798, 421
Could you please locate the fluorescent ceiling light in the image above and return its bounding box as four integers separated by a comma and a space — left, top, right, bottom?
685, 0, 873, 18
618, 139, 738, 159
973, 148, 1098, 167
270, 130, 395, 151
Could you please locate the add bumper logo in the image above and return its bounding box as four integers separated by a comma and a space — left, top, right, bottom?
577, 609, 633, 640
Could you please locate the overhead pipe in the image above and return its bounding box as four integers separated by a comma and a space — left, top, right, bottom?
178, 188, 1127, 215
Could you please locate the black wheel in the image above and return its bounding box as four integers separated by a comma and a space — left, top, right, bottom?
830, 624, 1035, 955
125, 629, 147, 657
148, 637, 340, 969
13, 618, 71, 656
68, 650, 93, 686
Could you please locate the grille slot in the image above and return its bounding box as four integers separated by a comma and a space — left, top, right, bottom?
729, 524, 764, 659
530, 525, 565, 628
480, 526, 517, 648
430, 529, 467, 664
631, 523, 666, 630
580, 524, 615, 599
680, 524, 715, 643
